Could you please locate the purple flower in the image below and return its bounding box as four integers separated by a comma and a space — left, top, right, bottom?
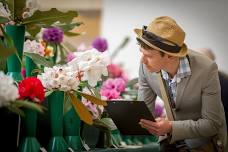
65, 52, 76, 62
154, 103, 164, 117
42, 27, 64, 44
92, 37, 108, 52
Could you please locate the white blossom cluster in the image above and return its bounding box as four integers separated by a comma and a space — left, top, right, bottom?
68, 48, 110, 87
22, 0, 40, 19
0, 72, 19, 107
37, 65, 80, 92
24, 39, 45, 56
0, 2, 10, 19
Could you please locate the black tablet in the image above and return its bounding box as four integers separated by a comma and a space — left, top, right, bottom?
105, 100, 155, 135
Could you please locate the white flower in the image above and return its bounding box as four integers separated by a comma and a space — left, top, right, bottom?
37, 65, 80, 92
0, 2, 11, 18
23, 0, 40, 18
68, 48, 110, 87
24, 39, 45, 56
0, 72, 19, 107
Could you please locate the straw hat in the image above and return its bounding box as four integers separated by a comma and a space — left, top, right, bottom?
134, 16, 188, 57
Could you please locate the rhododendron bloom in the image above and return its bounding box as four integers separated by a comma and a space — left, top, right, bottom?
18, 77, 45, 103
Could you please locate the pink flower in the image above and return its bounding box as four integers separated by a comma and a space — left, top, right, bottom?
107, 64, 122, 78
107, 64, 128, 81
82, 100, 99, 119
100, 88, 120, 100
114, 78, 126, 92
21, 68, 26, 79
65, 52, 76, 62
100, 78, 126, 100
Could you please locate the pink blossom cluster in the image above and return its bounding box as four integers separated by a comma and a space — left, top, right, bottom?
107, 64, 128, 81
100, 78, 126, 100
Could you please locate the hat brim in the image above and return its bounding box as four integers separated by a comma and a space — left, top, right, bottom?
134, 28, 188, 57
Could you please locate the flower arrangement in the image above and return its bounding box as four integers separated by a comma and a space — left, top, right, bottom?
0, 71, 44, 115
36, 48, 109, 125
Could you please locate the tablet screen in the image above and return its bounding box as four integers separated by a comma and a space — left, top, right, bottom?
105, 100, 155, 135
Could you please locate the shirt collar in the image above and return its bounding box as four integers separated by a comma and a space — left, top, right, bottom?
161, 57, 191, 83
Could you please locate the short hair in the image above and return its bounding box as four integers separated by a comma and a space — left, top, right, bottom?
136, 38, 165, 57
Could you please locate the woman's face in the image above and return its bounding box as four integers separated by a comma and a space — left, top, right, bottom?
140, 47, 166, 72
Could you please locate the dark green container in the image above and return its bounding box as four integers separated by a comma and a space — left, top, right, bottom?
48, 91, 68, 152
5, 25, 25, 81
25, 57, 37, 77
19, 109, 41, 152
64, 107, 82, 151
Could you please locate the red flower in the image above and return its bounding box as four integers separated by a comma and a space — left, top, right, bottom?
18, 77, 45, 103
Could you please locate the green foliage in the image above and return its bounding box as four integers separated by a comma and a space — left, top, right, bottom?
24, 52, 54, 67
22, 8, 78, 37
94, 118, 117, 131
7, 100, 45, 116
0, 16, 10, 24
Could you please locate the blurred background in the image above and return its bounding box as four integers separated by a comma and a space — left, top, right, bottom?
38, 0, 228, 78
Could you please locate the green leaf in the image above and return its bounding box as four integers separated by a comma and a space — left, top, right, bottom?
64, 31, 80, 37
77, 91, 107, 106
0, 16, 10, 24
22, 8, 78, 36
22, 8, 78, 25
0, 43, 16, 57
69, 93, 93, 125
7, 106, 25, 116
0, 57, 7, 71
24, 52, 54, 67
58, 44, 66, 64
94, 118, 117, 131
45, 90, 53, 97
1, 26, 14, 47
14, 100, 45, 113
31, 68, 42, 75
64, 92, 72, 114
59, 22, 83, 32
25, 23, 43, 38
126, 77, 138, 88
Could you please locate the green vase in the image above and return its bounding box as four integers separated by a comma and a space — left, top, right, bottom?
96, 130, 112, 148
25, 57, 37, 77
63, 107, 82, 151
19, 109, 41, 152
5, 25, 25, 81
111, 129, 123, 146
48, 91, 68, 152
